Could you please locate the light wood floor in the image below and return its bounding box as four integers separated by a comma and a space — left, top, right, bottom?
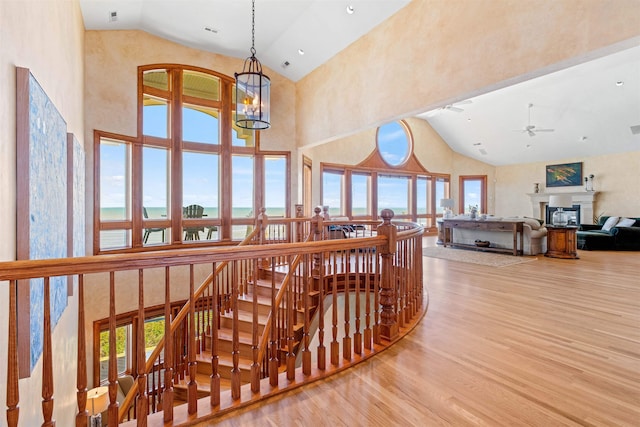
202, 237, 640, 426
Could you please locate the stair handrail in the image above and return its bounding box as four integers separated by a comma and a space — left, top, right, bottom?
118, 225, 264, 421
255, 231, 314, 375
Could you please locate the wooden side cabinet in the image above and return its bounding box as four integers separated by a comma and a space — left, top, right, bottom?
545, 226, 579, 259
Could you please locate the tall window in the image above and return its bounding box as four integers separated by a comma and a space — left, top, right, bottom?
319, 121, 449, 227
378, 174, 410, 217
264, 155, 287, 217
322, 170, 344, 216
459, 175, 487, 214
351, 173, 371, 217
95, 65, 289, 253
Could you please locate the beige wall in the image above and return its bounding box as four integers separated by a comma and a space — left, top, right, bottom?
297, 0, 640, 147
301, 117, 496, 213
496, 151, 640, 220
84, 30, 298, 233
1, 0, 639, 424
0, 1, 85, 426
304, 115, 639, 222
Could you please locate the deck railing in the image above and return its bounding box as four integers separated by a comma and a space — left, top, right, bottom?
1, 209, 424, 427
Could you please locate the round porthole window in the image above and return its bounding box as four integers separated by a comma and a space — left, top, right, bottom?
376, 121, 412, 167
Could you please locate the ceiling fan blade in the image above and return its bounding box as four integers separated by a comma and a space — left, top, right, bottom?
527, 130, 536, 137
455, 100, 473, 105
446, 106, 464, 112
535, 128, 554, 132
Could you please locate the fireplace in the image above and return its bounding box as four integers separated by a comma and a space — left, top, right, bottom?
528, 192, 598, 225
546, 205, 581, 226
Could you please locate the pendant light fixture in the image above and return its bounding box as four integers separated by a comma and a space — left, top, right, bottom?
235, 0, 271, 130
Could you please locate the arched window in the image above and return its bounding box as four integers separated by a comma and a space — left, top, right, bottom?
321, 120, 449, 229
376, 121, 412, 167
94, 65, 289, 253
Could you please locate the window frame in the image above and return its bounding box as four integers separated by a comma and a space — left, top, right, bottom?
93, 64, 290, 253
458, 175, 487, 214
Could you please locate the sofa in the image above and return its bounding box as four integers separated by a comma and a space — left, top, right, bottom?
577, 216, 640, 250
448, 216, 548, 255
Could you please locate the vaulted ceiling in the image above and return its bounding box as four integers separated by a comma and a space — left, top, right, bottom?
80, 0, 640, 166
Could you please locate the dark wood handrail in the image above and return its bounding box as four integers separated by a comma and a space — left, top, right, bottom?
3, 210, 425, 426
255, 232, 314, 369
118, 226, 262, 421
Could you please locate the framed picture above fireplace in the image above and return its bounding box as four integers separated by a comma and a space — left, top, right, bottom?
546, 162, 583, 187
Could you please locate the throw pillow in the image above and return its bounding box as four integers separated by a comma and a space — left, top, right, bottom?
616, 217, 636, 227
525, 216, 544, 226
522, 218, 541, 230
601, 216, 620, 232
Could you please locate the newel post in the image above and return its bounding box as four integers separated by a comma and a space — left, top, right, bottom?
311, 206, 324, 276
377, 209, 399, 341
295, 204, 304, 242
257, 208, 270, 269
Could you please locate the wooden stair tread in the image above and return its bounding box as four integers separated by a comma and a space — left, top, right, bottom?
195, 352, 254, 369
173, 373, 232, 392
205, 327, 255, 344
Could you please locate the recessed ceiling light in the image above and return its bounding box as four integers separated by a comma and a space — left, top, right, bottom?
298, 49, 305, 56
616, 81, 624, 86
346, 5, 355, 14
581, 136, 588, 141
281, 61, 290, 69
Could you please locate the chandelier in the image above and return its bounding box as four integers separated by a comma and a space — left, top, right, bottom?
235, 0, 271, 130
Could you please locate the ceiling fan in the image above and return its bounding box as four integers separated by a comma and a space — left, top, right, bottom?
514, 103, 554, 137
440, 99, 473, 113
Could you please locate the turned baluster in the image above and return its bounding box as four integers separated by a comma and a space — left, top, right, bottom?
136, 270, 148, 426
250, 258, 260, 393
364, 249, 373, 351
210, 263, 221, 406
269, 258, 279, 387
231, 261, 241, 400
41, 277, 55, 427
302, 257, 312, 376
316, 244, 326, 371
354, 251, 362, 356
7, 280, 19, 427
331, 251, 339, 366
187, 266, 197, 414
342, 249, 351, 361
286, 263, 296, 381
163, 267, 174, 422
106, 273, 120, 425
76, 275, 88, 427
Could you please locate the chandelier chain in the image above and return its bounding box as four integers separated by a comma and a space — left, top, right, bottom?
250, 0, 256, 57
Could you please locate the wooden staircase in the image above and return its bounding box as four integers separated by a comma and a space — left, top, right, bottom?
172, 269, 319, 403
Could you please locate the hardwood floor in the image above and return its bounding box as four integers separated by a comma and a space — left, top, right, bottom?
200, 237, 640, 426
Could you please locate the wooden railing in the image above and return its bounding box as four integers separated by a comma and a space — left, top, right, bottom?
1, 209, 424, 426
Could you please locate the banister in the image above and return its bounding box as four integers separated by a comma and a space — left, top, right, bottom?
255, 232, 313, 371
118, 226, 262, 422
2, 212, 425, 427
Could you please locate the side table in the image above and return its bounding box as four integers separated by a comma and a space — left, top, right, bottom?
545, 226, 579, 259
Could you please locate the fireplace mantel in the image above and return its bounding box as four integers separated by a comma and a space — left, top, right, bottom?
528, 191, 598, 225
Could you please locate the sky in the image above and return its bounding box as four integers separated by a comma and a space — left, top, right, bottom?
101, 105, 285, 212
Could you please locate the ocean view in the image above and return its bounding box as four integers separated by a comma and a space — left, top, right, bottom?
99, 206, 420, 249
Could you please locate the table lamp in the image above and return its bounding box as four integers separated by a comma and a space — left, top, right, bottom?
548, 195, 572, 226
87, 386, 109, 427
440, 198, 454, 218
